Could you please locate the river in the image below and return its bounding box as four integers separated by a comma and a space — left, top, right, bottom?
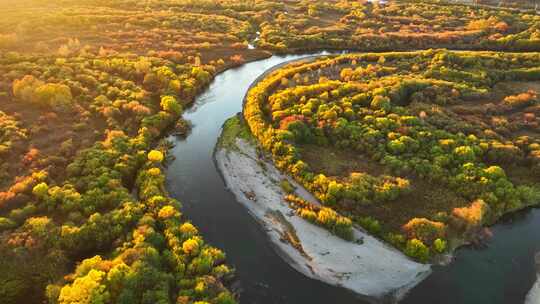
165, 53, 540, 304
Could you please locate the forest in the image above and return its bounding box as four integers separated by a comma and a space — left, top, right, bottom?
1, 0, 540, 303
243, 50, 540, 261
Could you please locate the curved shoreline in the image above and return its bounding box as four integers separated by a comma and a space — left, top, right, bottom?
526, 254, 540, 304
166, 51, 540, 304
239, 50, 540, 245
220, 51, 540, 303
527, 278, 540, 304
214, 123, 431, 301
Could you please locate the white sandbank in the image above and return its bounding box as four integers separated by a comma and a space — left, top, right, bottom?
526, 253, 540, 304
526, 278, 540, 304
215, 137, 431, 302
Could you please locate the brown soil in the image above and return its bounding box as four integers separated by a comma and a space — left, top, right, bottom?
299, 144, 388, 177
299, 144, 468, 231
0, 96, 106, 191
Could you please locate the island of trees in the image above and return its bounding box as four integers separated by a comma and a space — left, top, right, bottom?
244, 50, 540, 261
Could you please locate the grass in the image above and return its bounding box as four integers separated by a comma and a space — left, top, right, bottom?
217, 114, 254, 150
280, 179, 296, 194
299, 144, 388, 178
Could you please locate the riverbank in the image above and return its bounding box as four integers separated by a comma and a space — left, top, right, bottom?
527, 279, 540, 304
526, 254, 540, 304
214, 116, 431, 302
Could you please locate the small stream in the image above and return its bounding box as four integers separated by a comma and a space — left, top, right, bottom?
165, 52, 540, 304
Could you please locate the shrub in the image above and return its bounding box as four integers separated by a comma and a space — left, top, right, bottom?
280, 179, 295, 194
0, 217, 16, 231
404, 238, 430, 262
357, 216, 382, 235
183, 238, 200, 256
370, 95, 391, 111
32, 182, 49, 199
160, 95, 182, 115
433, 238, 447, 253
452, 199, 489, 229
148, 150, 164, 163
403, 218, 446, 244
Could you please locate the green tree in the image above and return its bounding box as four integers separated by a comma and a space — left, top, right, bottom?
160, 95, 182, 115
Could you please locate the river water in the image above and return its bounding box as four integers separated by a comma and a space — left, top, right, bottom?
165, 53, 540, 304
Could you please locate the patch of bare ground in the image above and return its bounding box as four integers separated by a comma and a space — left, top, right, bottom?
299, 143, 387, 177
298, 144, 468, 231
448, 81, 540, 138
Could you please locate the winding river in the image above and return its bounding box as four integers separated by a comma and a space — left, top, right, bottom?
165, 53, 540, 304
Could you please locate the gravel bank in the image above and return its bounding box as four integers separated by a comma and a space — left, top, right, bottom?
215, 136, 431, 302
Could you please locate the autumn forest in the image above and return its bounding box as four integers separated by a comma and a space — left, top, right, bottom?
1, 0, 540, 304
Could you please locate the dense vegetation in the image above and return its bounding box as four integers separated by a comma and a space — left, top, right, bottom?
0, 52, 241, 303
244, 50, 540, 261
2, 0, 540, 303
0, 1, 267, 303
257, 0, 540, 52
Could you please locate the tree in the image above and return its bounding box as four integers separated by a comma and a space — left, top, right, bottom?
34, 83, 73, 108
12, 75, 72, 109
32, 182, 49, 199
403, 218, 446, 244
453, 146, 476, 163
452, 199, 489, 229
59, 270, 110, 304
158, 205, 179, 220
371, 95, 391, 111
13, 75, 43, 101
433, 238, 447, 253
182, 238, 200, 256
404, 238, 430, 262
160, 95, 182, 115
148, 150, 164, 163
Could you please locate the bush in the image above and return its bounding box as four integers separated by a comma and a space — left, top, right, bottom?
357, 216, 381, 235
403, 218, 446, 244
452, 199, 489, 229
148, 150, 164, 163
404, 238, 430, 262
370, 95, 391, 111
160, 95, 182, 115
0, 217, 16, 231
280, 179, 295, 194
433, 238, 447, 253
32, 182, 49, 199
